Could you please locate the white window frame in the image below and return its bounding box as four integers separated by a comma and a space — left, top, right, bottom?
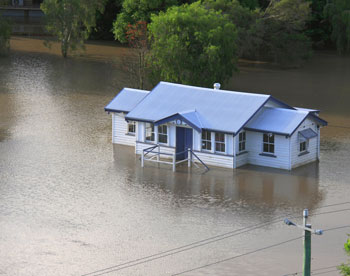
201, 130, 212, 151
215, 132, 226, 153
145, 123, 155, 143
263, 133, 275, 154
239, 131, 246, 152
300, 140, 308, 153
158, 124, 168, 144
127, 121, 136, 135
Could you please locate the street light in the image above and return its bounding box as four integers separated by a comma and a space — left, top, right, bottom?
284, 209, 323, 276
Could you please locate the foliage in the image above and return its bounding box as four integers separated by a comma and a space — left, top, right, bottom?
305, 0, 331, 48
260, 0, 312, 66
203, 0, 312, 66
147, 1, 238, 87
90, 0, 123, 40
112, 0, 180, 43
41, 0, 107, 57
324, 0, 350, 54
202, 0, 261, 59
0, 0, 11, 6
123, 21, 148, 89
0, 14, 11, 56
238, 0, 259, 10
338, 236, 350, 276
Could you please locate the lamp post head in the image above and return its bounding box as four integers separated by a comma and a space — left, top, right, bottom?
303, 209, 309, 218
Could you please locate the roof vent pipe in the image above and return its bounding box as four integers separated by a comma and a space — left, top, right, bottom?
213, 83, 221, 90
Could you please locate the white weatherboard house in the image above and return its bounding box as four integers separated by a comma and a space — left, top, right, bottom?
105, 82, 327, 171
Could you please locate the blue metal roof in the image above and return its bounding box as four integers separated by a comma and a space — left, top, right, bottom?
104, 88, 149, 113
245, 107, 310, 135
299, 128, 318, 141
125, 82, 270, 134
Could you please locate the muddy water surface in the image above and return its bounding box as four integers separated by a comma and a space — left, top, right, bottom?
0, 37, 349, 276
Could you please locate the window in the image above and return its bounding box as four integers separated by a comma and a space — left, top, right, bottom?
158, 125, 168, 144
263, 133, 274, 154
300, 141, 307, 152
145, 123, 155, 142
127, 121, 136, 134
215, 132, 225, 153
239, 131, 246, 152
201, 130, 211, 151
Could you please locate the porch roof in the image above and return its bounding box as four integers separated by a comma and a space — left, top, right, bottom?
244, 107, 324, 135
104, 88, 149, 113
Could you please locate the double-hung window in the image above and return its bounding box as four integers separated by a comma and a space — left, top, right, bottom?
263, 133, 274, 154
201, 130, 211, 151
145, 123, 155, 142
239, 131, 246, 152
300, 141, 307, 153
127, 121, 136, 134
158, 125, 168, 144
215, 133, 225, 153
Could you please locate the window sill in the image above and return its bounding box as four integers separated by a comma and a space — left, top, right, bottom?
194, 150, 234, 157
298, 151, 309, 157
259, 153, 277, 158
236, 151, 248, 156
126, 133, 135, 136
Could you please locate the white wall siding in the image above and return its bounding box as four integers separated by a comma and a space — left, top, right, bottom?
247, 131, 290, 170
235, 131, 249, 168
193, 151, 234, 169
169, 125, 176, 147
112, 113, 136, 146
291, 118, 318, 168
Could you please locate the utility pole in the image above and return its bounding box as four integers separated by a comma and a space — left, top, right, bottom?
284, 209, 323, 276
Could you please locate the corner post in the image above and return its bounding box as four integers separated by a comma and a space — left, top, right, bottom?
173, 153, 176, 172
157, 144, 160, 161
303, 209, 311, 276
141, 149, 144, 167
188, 148, 191, 167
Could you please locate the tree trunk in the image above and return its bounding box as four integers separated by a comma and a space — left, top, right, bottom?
61, 38, 68, 58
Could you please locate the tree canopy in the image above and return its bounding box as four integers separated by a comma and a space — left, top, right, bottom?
338, 236, 350, 275
41, 0, 107, 57
112, 0, 180, 43
147, 1, 238, 87
324, 0, 350, 54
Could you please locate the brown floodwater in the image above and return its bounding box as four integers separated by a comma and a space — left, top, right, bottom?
0, 37, 349, 276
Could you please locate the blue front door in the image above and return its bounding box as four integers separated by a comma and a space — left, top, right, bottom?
176, 127, 193, 160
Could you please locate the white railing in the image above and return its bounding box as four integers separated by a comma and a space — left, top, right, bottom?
141, 145, 209, 172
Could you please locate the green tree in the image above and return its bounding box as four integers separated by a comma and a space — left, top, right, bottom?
305, 0, 331, 49
338, 236, 350, 276
112, 0, 179, 43
238, 0, 259, 10
324, 0, 350, 54
123, 21, 148, 89
260, 0, 312, 66
90, 0, 123, 40
147, 1, 238, 87
41, 0, 107, 57
0, 14, 11, 56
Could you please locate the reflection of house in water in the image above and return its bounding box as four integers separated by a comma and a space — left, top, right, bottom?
112, 144, 323, 213
106, 82, 328, 171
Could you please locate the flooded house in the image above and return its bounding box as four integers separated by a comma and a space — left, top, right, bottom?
105, 82, 327, 171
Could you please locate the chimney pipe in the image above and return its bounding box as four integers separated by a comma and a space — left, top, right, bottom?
213, 83, 221, 90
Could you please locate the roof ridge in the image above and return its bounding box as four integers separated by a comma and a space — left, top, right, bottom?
158, 81, 270, 97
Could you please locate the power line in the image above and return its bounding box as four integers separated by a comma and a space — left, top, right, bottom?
81, 202, 350, 276
172, 225, 350, 276
172, 236, 304, 276
312, 269, 339, 275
